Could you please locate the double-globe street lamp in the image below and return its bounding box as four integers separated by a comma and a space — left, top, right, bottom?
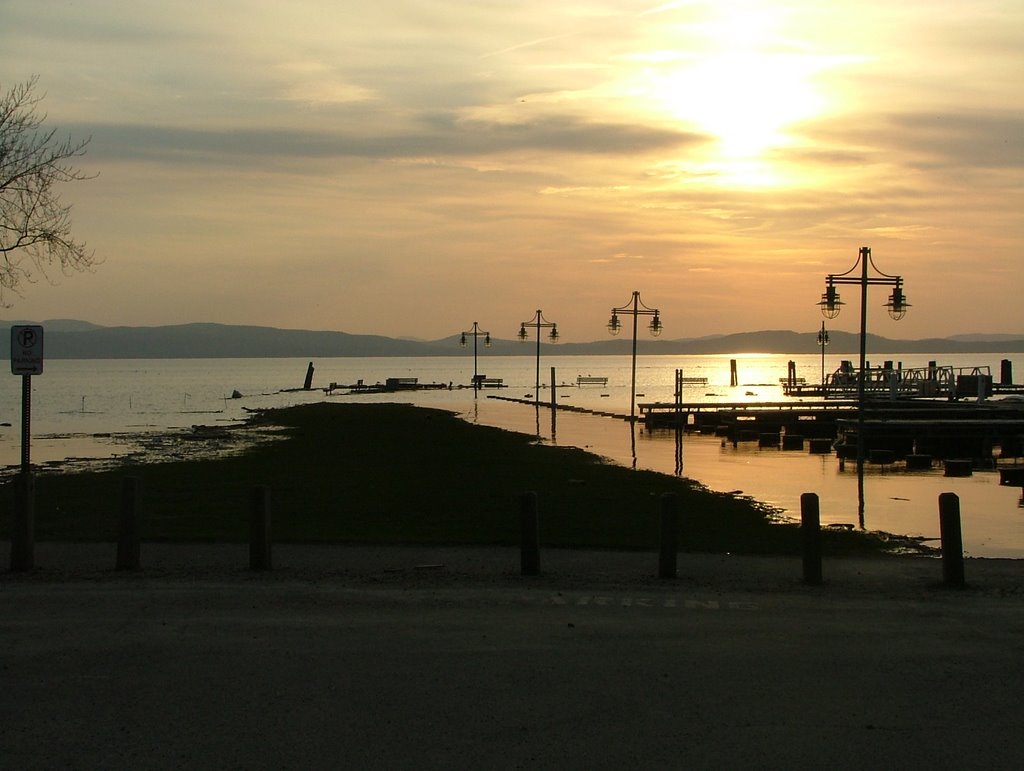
607, 291, 662, 423
819, 245, 909, 525
817, 321, 830, 387
518, 310, 558, 404
459, 322, 491, 394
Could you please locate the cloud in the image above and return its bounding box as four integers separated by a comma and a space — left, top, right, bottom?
70, 113, 704, 168
882, 112, 1024, 170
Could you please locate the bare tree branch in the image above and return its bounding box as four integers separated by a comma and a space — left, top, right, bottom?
0, 75, 96, 300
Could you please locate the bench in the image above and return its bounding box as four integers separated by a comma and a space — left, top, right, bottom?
385, 377, 419, 390
577, 376, 609, 386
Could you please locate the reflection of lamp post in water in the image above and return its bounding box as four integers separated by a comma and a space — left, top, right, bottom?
459, 322, 490, 394
819, 246, 909, 526
518, 310, 558, 404
817, 321, 830, 387
607, 291, 662, 423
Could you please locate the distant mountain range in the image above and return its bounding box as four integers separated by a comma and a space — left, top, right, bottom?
2, 319, 1023, 359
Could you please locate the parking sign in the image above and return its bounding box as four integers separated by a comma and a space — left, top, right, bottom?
11, 325, 44, 375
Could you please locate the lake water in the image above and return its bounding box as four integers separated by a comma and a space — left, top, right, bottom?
2, 352, 1023, 557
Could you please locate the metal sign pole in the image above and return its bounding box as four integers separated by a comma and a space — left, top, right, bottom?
12, 376, 35, 571
21, 373, 31, 472
10, 325, 42, 571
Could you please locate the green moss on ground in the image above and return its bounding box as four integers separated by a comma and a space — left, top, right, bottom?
2, 402, 894, 555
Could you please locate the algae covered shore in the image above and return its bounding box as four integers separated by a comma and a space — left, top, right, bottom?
4, 402, 900, 555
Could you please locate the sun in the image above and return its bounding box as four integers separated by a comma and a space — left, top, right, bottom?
630, 3, 828, 183
656, 51, 821, 159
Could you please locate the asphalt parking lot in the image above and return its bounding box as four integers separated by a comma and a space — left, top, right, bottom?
3, 543, 1023, 769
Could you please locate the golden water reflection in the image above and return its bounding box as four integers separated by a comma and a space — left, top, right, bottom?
462, 398, 1024, 559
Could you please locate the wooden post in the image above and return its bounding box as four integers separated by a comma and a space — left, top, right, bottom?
116, 477, 142, 571
658, 493, 677, 579
303, 362, 315, 390
250, 485, 272, 571
10, 470, 35, 572
519, 491, 540, 576
730, 359, 738, 387
939, 492, 965, 587
800, 492, 822, 585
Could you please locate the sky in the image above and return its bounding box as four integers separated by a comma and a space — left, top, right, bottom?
1, 0, 1021, 342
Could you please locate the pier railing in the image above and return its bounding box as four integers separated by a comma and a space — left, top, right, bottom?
787, 364, 1002, 400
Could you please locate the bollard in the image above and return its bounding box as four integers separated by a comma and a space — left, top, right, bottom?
116, 477, 142, 571
519, 491, 540, 576
658, 493, 677, 579
939, 492, 965, 587
10, 470, 35, 572
249, 485, 272, 571
800, 493, 822, 585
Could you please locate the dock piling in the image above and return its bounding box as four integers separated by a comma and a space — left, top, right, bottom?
939, 492, 965, 587
116, 477, 142, 571
519, 491, 540, 576
249, 485, 272, 570
800, 493, 823, 585
658, 493, 677, 579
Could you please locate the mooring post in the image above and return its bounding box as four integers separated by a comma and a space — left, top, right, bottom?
250, 485, 272, 571
939, 492, 965, 587
303, 361, 315, 390
658, 493, 677, 579
519, 491, 540, 576
116, 477, 142, 571
800, 492, 822, 585
10, 470, 35, 572
730, 359, 738, 388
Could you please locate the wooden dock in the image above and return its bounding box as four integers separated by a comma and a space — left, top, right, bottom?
638, 398, 1024, 462
639, 399, 858, 439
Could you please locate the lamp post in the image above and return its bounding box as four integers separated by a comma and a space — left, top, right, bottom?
607, 291, 662, 422
518, 310, 558, 404
819, 246, 909, 525
459, 322, 491, 394
817, 321, 830, 387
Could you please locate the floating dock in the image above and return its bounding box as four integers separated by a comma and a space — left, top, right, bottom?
640, 398, 1024, 462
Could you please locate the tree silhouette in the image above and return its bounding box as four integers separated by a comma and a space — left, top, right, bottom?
1, 76, 95, 301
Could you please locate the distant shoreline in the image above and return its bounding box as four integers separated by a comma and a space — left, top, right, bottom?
3, 319, 1023, 359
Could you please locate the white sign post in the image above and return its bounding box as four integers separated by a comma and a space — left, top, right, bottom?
9, 324, 42, 571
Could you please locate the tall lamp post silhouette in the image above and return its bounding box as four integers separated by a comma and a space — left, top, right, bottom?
518, 310, 558, 404
817, 321, 830, 387
607, 291, 662, 423
819, 246, 909, 526
459, 322, 490, 394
